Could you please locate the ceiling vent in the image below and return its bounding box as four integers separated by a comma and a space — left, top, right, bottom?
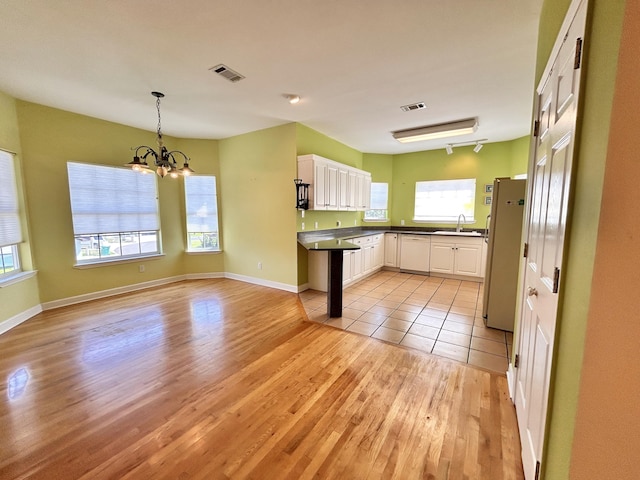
400, 102, 426, 112
210, 64, 245, 83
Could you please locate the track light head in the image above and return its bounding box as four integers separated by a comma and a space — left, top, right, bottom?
473, 142, 483, 153
445, 144, 453, 155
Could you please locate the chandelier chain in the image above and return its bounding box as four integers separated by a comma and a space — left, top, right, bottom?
156, 96, 162, 138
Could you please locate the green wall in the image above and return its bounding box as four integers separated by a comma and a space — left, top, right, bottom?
527, 1, 626, 479
362, 153, 394, 227
295, 124, 365, 232
391, 140, 520, 229
0, 92, 40, 325
15, 101, 222, 303
219, 123, 298, 287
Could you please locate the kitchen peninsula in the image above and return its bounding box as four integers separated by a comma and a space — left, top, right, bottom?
298, 237, 360, 317
299, 227, 487, 317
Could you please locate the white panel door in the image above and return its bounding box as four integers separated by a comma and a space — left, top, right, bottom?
515, 2, 586, 478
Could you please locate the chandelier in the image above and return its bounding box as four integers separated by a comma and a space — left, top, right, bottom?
126, 91, 195, 178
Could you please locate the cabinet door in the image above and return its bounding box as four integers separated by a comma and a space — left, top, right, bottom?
384, 233, 398, 267
338, 168, 350, 210
363, 245, 374, 273
430, 243, 455, 274
373, 241, 384, 269
355, 174, 370, 211
314, 161, 328, 209
454, 244, 482, 276
347, 170, 358, 210
326, 164, 339, 210
343, 250, 352, 284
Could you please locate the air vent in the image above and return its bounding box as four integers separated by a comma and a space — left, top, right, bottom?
400, 102, 426, 112
210, 64, 245, 83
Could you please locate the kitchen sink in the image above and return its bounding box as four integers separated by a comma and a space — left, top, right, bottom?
433, 230, 482, 236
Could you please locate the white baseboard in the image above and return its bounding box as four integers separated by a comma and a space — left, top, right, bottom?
3, 271, 301, 336
41, 275, 188, 311
507, 363, 516, 401
184, 272, 225, 280
0, 305, 43, 336
224, 272, 299, 293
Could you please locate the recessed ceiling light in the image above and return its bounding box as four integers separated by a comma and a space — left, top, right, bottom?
283, 94, 300, 104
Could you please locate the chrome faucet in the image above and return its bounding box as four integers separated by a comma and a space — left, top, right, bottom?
456, 214, 466, 232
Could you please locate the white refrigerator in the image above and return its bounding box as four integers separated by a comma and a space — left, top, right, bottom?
482, 177, 526, 331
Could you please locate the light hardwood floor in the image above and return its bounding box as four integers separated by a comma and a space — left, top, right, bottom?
0, 279, 524, 479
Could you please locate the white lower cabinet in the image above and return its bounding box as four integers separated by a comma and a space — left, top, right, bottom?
399, 235, 430, 273
384, 233, 398, 267
308, 233, 384, 292
429, 236, 483, 278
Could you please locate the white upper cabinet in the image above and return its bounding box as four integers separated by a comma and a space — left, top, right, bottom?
297, 154, 371, 211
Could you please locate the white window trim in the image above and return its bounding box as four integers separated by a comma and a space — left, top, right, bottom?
0, 270, 37, 288
73, 253, 165, 269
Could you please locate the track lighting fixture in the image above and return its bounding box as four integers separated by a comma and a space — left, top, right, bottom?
443, 139, 487, 155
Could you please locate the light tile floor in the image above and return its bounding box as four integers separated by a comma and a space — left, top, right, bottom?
300, 270, 513, 374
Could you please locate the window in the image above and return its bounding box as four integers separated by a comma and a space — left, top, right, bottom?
364, 182, 389, 221
184, 175, 220, 251
414, 178, 476, 223
0, 150, 22, 277
67, 162, 160, 263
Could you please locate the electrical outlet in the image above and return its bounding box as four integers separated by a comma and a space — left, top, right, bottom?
301, 222, 305, 230
401, 219, 405, 226
139, 265, 145, 273
258, 262, 262, 270
301, 210, 305, 218
354, 220, 357, 226
314, 222, 318, 229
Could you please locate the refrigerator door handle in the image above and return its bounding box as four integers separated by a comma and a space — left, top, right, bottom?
485, 214, 491, 243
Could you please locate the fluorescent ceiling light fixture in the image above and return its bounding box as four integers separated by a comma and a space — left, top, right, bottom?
445, 144, 453, 155
392, 117, 478, 143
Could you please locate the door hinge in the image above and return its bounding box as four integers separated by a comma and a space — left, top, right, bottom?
523, 242, 529, 258
514, 354, 520, 368
574, 37, 583, 69
553, 267, 561, 293
533, 120, 540, 137
535, 460, 541, 480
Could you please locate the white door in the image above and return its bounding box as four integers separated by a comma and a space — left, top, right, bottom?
515, 1, 586, 479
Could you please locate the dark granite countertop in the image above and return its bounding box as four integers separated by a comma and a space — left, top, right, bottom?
297, 226, 486, 249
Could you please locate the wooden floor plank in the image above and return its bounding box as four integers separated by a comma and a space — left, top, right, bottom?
0, 279, 524, 479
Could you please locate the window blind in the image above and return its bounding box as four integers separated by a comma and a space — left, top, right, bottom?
185, 175, 218, 233
369, 182, 388, 210
414, 178, 476, 222
67, 162, 159, 235
0, 150, 22, 247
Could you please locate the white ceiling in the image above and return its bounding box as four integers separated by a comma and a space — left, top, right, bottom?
0, 0, 543, 154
